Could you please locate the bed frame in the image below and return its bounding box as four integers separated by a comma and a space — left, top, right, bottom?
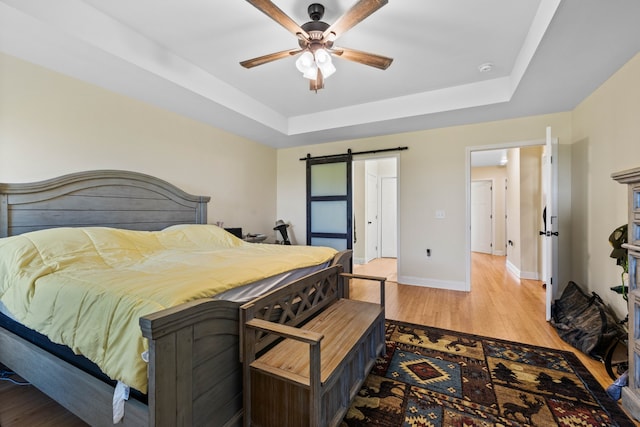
0, 170, 352, 427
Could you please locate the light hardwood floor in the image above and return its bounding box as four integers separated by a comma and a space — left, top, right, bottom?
352, 254, 612, 385
0, 253, 634, 425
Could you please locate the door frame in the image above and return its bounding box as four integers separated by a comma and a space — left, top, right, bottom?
353, 154, 400, 264
465, 138, 555, 292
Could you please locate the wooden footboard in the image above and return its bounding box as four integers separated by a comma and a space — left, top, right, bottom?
141, 299, 244, 427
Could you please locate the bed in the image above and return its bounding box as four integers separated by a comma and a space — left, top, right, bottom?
0, 170, 352, 427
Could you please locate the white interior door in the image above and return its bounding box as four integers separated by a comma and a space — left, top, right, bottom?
471, 180, 493, 254
365, 173, 378, 262
542, 126, 559, 320
380, 177, 397, 257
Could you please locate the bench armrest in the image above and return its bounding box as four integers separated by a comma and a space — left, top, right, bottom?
245, 318, 323, 399
340, 272, 386, 308
341, 272, 386, 282
245, 318, 324, 344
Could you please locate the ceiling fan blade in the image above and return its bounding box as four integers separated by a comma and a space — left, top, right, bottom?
240, 48, 302, 68
246, 0, 309, 39
323, 0, 388, 41
332, 47, 393, 70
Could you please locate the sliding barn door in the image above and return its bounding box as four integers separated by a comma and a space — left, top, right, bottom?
306, 153, 352, 251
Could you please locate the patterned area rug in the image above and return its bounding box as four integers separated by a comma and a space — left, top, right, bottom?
341, 319, 635, 427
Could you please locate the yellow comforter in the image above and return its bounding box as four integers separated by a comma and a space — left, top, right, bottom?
0, 224, 337, 392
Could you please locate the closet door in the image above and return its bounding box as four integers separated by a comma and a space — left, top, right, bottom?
306, 154, 352, 251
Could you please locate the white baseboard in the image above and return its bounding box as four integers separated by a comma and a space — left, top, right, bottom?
506, 260, 520, 277
353, 257, 366, 265
520, 271, 540, 280
397, 275, 468, 292
505, 260, 539, 280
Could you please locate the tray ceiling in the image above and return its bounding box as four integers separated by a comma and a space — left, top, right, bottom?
1, 0, 639, 148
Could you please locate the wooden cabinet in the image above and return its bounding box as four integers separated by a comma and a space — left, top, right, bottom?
613, 166, 640, 420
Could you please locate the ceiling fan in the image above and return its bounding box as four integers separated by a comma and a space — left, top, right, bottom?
240, 0, 393, 91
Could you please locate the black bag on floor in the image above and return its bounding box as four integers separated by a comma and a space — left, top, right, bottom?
551, 281, 625, 360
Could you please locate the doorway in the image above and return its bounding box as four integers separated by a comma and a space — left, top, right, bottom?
353, 156, 398, 265
468, 139, 556, 316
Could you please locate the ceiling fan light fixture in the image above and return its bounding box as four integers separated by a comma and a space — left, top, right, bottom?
302, 64, 319, 80
314, 48, 336, 78
296, 51, 320, 80
296, 51, 315, 73
296, 48, 334, 80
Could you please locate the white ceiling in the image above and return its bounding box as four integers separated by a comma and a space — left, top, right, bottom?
1, 0, 639, 148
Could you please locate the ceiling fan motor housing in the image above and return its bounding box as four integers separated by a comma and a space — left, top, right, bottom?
300, 3, 331, 49
308, 3, 325, 21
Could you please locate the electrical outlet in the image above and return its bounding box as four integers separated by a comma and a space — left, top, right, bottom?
426, 248, 431, 257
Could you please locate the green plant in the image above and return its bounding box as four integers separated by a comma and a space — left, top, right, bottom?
609, 224, 629, 300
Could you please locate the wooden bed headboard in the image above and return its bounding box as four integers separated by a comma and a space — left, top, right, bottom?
0, 170, 211, 237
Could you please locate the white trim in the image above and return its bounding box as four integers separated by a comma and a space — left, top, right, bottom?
520, 271, 540, 280
505, 259, 539, 280
506, 259, 521, 278
397, 275, 468, 292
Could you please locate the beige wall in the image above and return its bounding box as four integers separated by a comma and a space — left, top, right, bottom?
571, 52, 640, 318
277, 113, 573, 291
0, 53, 278, 237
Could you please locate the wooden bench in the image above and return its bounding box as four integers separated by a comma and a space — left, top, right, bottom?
240, 264, 386, 427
